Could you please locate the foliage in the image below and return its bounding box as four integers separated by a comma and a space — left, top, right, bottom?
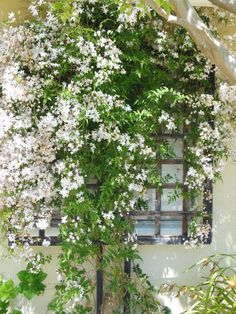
161, 254, 236, 314
0, 266, 47, 313
118, 0, 172, 16
17, 270, 47, 300
0, 0, 235, 313
0, 276, 19, 314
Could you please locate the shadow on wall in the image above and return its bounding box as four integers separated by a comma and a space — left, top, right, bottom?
211, 158, 236, 253
138, 158, 236, 313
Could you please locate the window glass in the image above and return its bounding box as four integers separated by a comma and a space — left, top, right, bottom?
167, 138, 183, 158
29, 228, 40, 237
162, 164, 184, 183
135, 220, 155, 236
146, 188, 156, 211
160, 217, 182, 236
161, 189, 183, 211
45, 227, 59, 237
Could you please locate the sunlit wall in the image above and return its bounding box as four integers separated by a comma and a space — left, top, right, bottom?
1, 1, 236, 313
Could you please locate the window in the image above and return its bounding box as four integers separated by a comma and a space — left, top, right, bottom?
131, 132, 212, 245
21, 131, 212, 247
27, 211, 60, 246
27, 182, 99, 246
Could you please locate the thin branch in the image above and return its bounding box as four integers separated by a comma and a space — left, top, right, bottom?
145, 0, 236, 84
208, 0, 236, 14
171, 0, 236, 83
144, 0, 171, 19
144, 1, 199, 29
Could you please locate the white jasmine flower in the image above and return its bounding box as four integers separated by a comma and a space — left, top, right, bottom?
29, 5, 38, 17
8, 12, 16, 22
36, 219, 49, 230
61, 216, 68, 224
128, 183, 143, 193
42, 239, 51, 247
102, 211, 115, 220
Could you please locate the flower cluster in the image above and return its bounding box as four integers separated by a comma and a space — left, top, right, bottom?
185, 219, 212, 247
0, 1, 157, 312
0, 0, 235, 313
0, 0, 137, 251
184, 94, 233, 191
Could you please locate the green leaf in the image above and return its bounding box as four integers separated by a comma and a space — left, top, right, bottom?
0, 280, 18, 302
17, 270, 47, 300
12, 310, 22, 314
16, 271, 28, 282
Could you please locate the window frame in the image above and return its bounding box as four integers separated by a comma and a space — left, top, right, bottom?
23, 132, 213, 247
130, 131, 213, 245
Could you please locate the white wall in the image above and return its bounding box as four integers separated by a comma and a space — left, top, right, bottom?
0, 0, 30, 21
2, 152, 236, 313
139, 152, 236, 313
1, 1, 236, 313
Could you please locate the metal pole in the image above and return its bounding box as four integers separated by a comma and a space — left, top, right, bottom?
96, 245, 103, 314
124, 259, 131, 314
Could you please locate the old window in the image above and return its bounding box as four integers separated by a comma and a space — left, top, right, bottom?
27, 182, 98, 246
27, 131, 212, 247
131, 132, 212, 245
27, 211, 60, 246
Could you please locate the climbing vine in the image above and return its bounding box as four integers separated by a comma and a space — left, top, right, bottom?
0, 1, 234, 313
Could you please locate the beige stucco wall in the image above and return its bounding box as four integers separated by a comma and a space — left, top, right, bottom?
1, 1, 236, 313
0, 0, 30, 22
2, 151, 235, 314
2, 155, 236, 313
139, 154, 236, 312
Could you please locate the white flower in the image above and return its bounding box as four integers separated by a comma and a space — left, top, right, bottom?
219, 83, 236, 102
102, 211, 115, 220
166, 120, 176, 131
57, 272, 64, 282
158, 111, 176, 131
76, 192, 85, 203
8, 232, 16, 243
42, 239, 51, 247
60, 171, 84, 198
61, 216, 68, 224
29, 5, 38, 17
8, 12, 16, 22
36, 219, 49, 230
158, 111, 170, 123
128, 183, 143, 193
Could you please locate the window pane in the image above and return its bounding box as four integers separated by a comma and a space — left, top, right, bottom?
162, 164, 183, 183
160, 217, 182, 236
161, 189, 183, 211
45, 227, 59, 237
146, 188, 156, 211
29, 228, 40, 237
167, 139, 183, 158
135, 220, 155, 236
